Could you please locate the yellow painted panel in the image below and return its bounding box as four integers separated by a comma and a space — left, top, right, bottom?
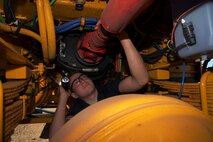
0, 0, 107, 21
6, 66, 31, 79
148, 69, 169, 80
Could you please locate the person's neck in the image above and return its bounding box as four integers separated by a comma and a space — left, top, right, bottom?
81, 89, 98, 104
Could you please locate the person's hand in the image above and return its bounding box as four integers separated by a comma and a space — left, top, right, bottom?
115, 30, 129, 41
58, 85, 71, 104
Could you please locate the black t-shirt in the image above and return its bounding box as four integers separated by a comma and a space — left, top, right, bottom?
69, 79, 121, 116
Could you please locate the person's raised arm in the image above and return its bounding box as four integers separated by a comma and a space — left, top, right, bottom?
117, 32, 149, 93
49, 86, 70, 139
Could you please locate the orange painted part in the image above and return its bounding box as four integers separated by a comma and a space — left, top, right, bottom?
200, 71, 213, 117
51, 95, 213, 142
101, 0, 154, 33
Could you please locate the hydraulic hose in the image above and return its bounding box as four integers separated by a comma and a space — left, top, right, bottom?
55, 18, 97, 33
141, 42, 165, 64
35, 0, 56, 64
36, 0, 49, 64
0, 37, 35, 67
1, 0, 56, 64
0, 23, 41, 42
43, 0, 56, 61
78, 0, 154, 64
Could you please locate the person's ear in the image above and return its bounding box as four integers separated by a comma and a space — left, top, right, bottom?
71, 92, 78, 99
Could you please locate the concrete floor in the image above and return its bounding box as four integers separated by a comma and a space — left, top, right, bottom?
11, 123, 49, 142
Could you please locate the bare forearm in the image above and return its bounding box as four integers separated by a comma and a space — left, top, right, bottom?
120, 38, 148, 90
49, 101, 67, 139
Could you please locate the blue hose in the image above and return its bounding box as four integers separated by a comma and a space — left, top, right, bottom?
178, 61, 186, 99
56, 18, 98, 33
57, 18, 97, 29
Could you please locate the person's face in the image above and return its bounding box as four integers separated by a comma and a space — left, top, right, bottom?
69, 73, 96, 99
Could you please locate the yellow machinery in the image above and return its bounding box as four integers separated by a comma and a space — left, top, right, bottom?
51, 95, 213, 142
0, 0, 213, 141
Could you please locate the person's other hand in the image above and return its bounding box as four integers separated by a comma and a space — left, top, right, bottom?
115, 30, 129, 40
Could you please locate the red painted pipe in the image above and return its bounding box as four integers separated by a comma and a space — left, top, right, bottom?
78, 0, 153, 63
101, 0, 153, 33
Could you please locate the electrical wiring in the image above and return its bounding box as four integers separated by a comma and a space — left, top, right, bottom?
141, 42, 165, 64
166, 40, 175, 52
119, 54, 122, 72
32, 0, 56, 28
3, 0, 16, 23
55, 18, 97, 31
0, 23, 41, 42
165, 40, 178, 62
142, 51, 164, 64
55, 18, 98, 33
50, 0, 57, 6
2, 0, 38, 32
178, 61, 186, 99
141, 40, 179, 64
58, 24, 96, 33
70, 25, 96, 31
0, 14, 5, 23
35, 107, 54, 114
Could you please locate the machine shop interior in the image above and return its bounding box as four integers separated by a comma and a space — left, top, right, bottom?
0, 0, 213, 141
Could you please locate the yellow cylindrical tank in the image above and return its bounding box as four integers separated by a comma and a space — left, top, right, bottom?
51, 95, 213, 142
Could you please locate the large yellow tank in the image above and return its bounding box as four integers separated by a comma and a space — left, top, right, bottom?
51, 94, 213, 142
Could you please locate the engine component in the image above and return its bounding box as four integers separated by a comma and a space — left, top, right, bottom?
77, 0, 153, 64
174, 1, 213, 59
75, 0, 86, 10
57, 33, 112, 80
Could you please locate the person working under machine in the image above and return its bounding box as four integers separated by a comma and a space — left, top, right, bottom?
49, 30, 149, 139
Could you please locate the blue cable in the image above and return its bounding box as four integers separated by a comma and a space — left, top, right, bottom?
55, 18, 98, 33
178, 61, 186, 99
56, 23, 96, 33
69, 25, 96, 31
56, 19, 97, 33
4, 0, 16, 22
56, 22, 81, 33
56, 18, 97, 29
